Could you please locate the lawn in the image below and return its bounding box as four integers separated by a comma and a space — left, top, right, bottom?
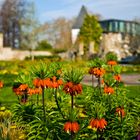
126, 85, 140, 98
0, 85, 140, 107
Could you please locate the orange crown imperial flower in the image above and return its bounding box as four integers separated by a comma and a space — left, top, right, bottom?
28, 88, 42, 95
19, 84, 28, 91
13, 87, 21, 95
63, 82, 82, 96
64, 121, 80, 133
89, 67, 105, 77
107, 60, 117, 66
116, 107, 125, 117
49, 76, 63, 88
89, 118, 107, 130
0, 81, 4, 88
114, 74, 121, 82
33, 78, 51, 88
104, 86, 114, 95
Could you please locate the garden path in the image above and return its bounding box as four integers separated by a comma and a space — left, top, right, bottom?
82, 74, 140, 86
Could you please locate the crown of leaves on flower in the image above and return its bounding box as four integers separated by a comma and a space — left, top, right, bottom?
87, 102, 107, 119
63, 68, 84, 84
49, 62, 62, 79
105, 52, 118, 62
112, 65, 122, 74
89, 58, 105, 68
31, 61, 50, 79
103, 73, 116, 86
16, 72, 32, 86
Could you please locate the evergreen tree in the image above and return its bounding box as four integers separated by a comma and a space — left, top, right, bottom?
79, 14, 102, 53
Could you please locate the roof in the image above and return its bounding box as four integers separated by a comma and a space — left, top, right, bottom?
99, 19, 140, 24
72, 5, 88, 29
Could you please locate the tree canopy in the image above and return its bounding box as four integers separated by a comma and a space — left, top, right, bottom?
79, 14, 102, 46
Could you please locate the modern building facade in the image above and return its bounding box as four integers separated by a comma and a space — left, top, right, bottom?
99, 19, 140, 35
71, 6, 140, 60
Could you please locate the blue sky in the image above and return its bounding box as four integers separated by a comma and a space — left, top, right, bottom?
34, 0, 140, 24
0, 0, 139, 23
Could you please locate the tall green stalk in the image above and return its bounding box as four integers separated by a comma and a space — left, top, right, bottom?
37, 94, 39, 105
42, 88, 46, 123
92, 75, 94, 87
98, 77, 101, 94
54, 88, 65, 119
71, 94, 74, 140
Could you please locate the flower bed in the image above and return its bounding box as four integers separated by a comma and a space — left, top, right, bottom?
0, 59, 140, 139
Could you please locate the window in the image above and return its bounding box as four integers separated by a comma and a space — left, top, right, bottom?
132, 23, 136, 35
126, 23, 131, 33
109, 22, 113, 32
119, 22, 124, 32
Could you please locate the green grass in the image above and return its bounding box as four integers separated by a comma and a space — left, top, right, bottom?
0, 87, 18, 107
0, 74, 18, 86
126, 85, 140, 98
0, 85, 140, 107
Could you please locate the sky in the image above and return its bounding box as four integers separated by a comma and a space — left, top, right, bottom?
0, 0, 140, 24
34, 0, 140, 24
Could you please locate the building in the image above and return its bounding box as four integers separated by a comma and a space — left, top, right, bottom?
71, 6, 140, 60
99, 19, 140, 35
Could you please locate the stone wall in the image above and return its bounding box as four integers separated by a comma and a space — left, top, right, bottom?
100, 33, 132, 60
0, 47, 52, 60
0, 33, 3, 51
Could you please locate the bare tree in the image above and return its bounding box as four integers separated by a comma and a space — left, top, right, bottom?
0, 0, 37, 49
37, 17, 74, 50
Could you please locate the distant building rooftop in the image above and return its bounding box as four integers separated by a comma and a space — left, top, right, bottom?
72, 5, 88, 29
72, 6, 140, 35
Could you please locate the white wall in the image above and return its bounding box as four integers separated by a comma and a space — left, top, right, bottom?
71, 29, 80, 44
0, 47, 52, 60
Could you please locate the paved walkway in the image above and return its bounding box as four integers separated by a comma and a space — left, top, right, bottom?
82, 74, 140, 86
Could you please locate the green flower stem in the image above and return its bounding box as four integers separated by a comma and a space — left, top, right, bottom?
97, 130, 99, 140
37, 94, 39, 105
120, 113, 123, 139
98, 77, 101, 94
16, 95, 20, 104
71, 94, 74, 140
54, 88, 65, 119
71, 95, 74, 110
24, 93, 26, 102
70, 132, 74, 140
92, 75, 94, 87
108, 94, 111, 112
42, 87, 46, 123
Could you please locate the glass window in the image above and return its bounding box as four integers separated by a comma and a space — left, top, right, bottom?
136, 24, 140, 35
112, 21, 116, 32
116, 21, 119, 32
109, 22, 113, 32
119, 22, 124, 32
126, 23, 131, 33
100, 22, 108, 32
